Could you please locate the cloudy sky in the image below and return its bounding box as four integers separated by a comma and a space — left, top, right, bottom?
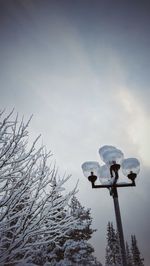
0, 0, 150, 264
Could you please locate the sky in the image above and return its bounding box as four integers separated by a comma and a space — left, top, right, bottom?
0, 0, 150, 264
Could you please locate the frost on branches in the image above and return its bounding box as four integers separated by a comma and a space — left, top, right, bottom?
131, 235, 144, 266
0, 111, 77, 266
105, 222, 121, 266
56, 196, 102, 266
105, 222, 144, 266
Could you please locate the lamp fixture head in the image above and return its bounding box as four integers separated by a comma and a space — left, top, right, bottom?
122, 158, 140, 177
88, 171, 97, 185
99, 145, 124, 166
127, 171, 137, 181
81, 161, 101, 179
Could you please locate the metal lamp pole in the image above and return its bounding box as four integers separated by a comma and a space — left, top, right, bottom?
112, 186, 127, 266
82, 149, 140, 266
89, 170, 136, 266
110, 163, 127, 266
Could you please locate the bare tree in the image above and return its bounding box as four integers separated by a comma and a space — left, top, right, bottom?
0, 110, 76, 266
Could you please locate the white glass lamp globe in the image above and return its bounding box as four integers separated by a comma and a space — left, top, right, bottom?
81, 161, 101, 178
99, 145, 117, 161
99, 145, 124, 166
122, 158, 140, 177
99, 164, 112, 184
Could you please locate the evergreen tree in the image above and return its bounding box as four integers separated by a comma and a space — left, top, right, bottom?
58, 196, 102, 266
131, 235, 144, 266
126, 242, 133, 266
115, 231, 122, 265
69, 195, 95, 241
105, 222, 121, 266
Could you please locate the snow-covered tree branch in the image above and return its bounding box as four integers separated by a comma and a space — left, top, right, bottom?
0, 111, 76, 265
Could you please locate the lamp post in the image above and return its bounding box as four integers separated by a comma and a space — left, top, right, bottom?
81, 145, 140, 266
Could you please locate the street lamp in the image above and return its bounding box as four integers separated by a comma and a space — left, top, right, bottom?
81, 145, 140, 266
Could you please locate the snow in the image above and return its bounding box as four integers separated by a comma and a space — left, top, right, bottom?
0, 111, 102, 266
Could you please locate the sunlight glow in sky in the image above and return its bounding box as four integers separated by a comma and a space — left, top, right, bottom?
118, 89, 150, 166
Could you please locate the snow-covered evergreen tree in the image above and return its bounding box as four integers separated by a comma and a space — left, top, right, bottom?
115, 231, 122, 266
126, 242, 133, 266
0, 111, 76, 265
105, 222, 121, 266
131, 235, 144, 266
58, 196, 102, 266
69, 195, 95, 241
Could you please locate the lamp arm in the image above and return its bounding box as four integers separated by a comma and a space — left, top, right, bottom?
91, 179, 136, 189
